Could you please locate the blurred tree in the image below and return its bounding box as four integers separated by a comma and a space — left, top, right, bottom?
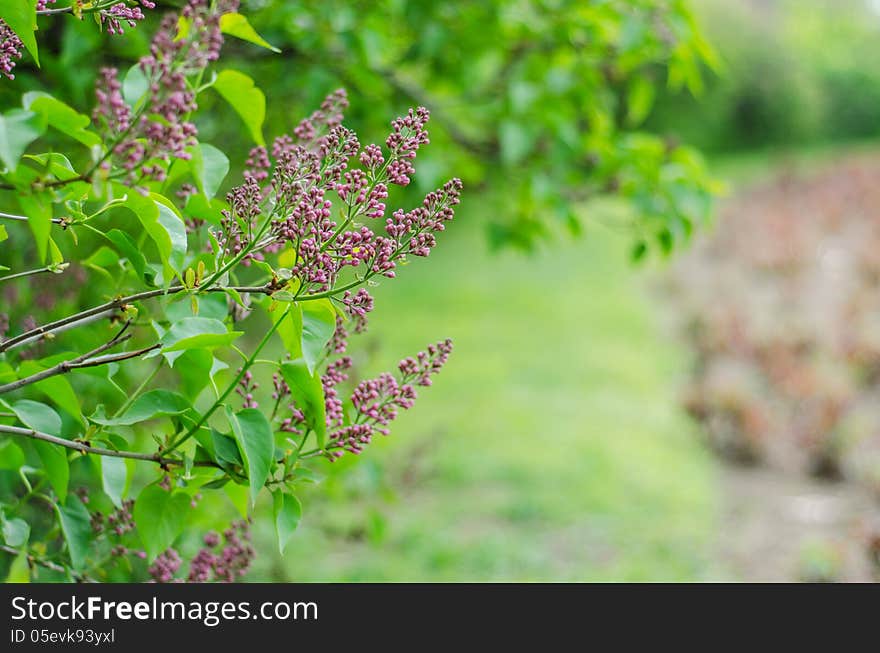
239, 0, 720, 255
1, 1, 720, 256
649, 0, 880, 152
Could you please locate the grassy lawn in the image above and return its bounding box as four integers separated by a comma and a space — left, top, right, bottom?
250, 207, 721, 581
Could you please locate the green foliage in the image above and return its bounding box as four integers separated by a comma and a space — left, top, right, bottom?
649, 0, 880, 151
280, 360, 327, 449
56, 495, 91, 570
133, 484, 191, 561
226, 407, 274, 506
0, 109, 45, 171
241, 0, 720, 254
211, 69, 267, 146
300, 300, 337, 374
271, 490, 301, 555
0, 0, 39, 66
219, 12, 280, 53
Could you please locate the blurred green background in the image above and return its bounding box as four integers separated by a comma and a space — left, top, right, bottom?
240, 0, 880, 581
250, 213, 720, 581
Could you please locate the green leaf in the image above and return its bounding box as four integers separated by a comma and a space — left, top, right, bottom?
90, 389, 191, 426
172, 349, 213, 401
185, 194, 226, 227
280, 359, 326, 448
0, 109, 46, 171
226, 407, 273, 506
275, 305, 303, 360
47, 236, 63, 265
166, 293, 228, 322
211, 428, 244, 469
626, 74, 656, 127
272, 491, 302, 554
0, 224, 7, 242
133, 484, 191, 561
6, 549, 30, 582
0, 440, 25, 469
17, 188, 51, 263
24, 152, 78, 179
224, 482, 249, 519
84, 245, 122, 278
11, 398, 60, 434
101, 456, 128, 508
498, 120, 534, 166
17, 361, 82, 425
122, 64, 149, 108
0, 0, 39, 66
213, 69, 266, 146
300, 299, 336, 374
105, 228, 155, 286
160, 317, 243, 354
153, 195, 188, 276
23, 92, 100, 147
190, 143, 229, 199
219, 12, 281, 53
56, 494, 92, 570
1, 514, 30, 547
11, 399, 68, 502
124, 194, 187, 279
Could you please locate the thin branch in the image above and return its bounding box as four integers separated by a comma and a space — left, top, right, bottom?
74, 344, 160, 369
0, 211, 66, 225
164, 306, 290, 454
37, 0, 118, 16
0, 285, 272, 354
0, 321, 140, 395
0, 264, 67, 285
0, 425, 219, 468
0, 543, 69, 575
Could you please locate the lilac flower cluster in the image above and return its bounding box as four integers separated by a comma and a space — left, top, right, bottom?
279, 331, 453, 459
322, 357, 352, 429
148, 549, 182, 583
325, 342, 453, 458
187, 521, 255, 582
94, 0, 234, 186
222, 94, 462, 459
236, 369, 259, 409
148, 521, 255, 583
216, 177, 266, 264
0, 21, 23, 80
101, 2, 155, 35
342, 288, 373, 333
273, 369, 306, 436
211, 89, 462, 302
329, 316, 348, 353
86, 497, 148, 562
397, 339, 454, 387
1, 3, 153, 81
384, 107, 430, 186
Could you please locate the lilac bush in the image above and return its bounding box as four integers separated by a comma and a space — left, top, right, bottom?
0, 0, 458, 581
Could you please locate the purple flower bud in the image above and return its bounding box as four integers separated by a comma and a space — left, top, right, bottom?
0, 21, 24, 80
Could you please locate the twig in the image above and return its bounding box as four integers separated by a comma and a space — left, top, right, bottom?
0, 425, 220, 468
0, 285, 272, 354
37, 0, 118, 16
0, 544, 69, 575
0, 211, 66, 225
0, 264, 67, 285
163, 306, 290, 454
0, 321, 143, 395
